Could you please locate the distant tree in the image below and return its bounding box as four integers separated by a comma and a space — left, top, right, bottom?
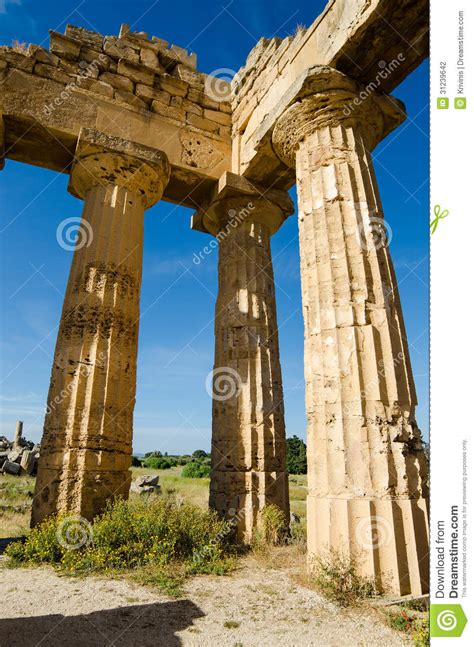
286, 435, 307, 475
143, 456, 174, 470
192, 449, 208, 460
144, 450, 162, 459
131, 455, 142, 467
182, 461, 211, 478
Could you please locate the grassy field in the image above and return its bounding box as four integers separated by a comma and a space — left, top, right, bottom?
0, 467, 307, 539
0, 474, 35, 538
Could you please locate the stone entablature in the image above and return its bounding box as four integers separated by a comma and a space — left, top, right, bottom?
0, 23, 232, 207
230, 0, 428, 187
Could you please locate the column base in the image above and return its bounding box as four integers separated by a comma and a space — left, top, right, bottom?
31, 452, 131, 526
307, 495, 429, 596
210, 469, 290, 543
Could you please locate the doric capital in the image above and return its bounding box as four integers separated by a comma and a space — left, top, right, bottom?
272, 66, 406, 167
68, 128, 170, 208
191, 171, 293, 237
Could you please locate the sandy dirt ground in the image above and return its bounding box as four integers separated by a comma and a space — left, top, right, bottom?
0, 558, 407, 647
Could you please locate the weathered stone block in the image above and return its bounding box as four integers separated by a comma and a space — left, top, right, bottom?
117, 58, 154, 86
20, 449, 38, 475
65, 25, 104, 50
99, 71, 133, 92
114, 89, 148, 110
170, 44, 196, 69
157, 75, 188, 97
151, 100, 185, 123
203, 108, 231, 126
0, 49, 34, 72
219, 101, 232, 114
80, 46, 110, 71
49, 30, 81, 60
172, 64, 203, 88
171, 95, 201, 116
59, 59, 84, 77
187, 88, 219, 110
78, 77, 114, 98
28, 44, 59, 66
186, 113, 219, 133
140, 47, 162, 71
2, 460, 20, 475
34, 62, 71, 84
135, 83, 170, 105
103, 37, 139, 64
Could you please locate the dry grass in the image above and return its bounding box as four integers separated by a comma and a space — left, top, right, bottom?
0, 474, 35, 538
0, 468, 307, 541
130, 465, 209, 508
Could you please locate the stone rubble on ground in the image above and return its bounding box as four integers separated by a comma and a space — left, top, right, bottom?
130, 474, 161, 495
0, 422, 40, 476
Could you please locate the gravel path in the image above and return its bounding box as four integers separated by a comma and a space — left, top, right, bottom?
0, 560, 407, 646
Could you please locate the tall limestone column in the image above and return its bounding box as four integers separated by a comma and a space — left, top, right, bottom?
272, 67, 428, 595
195, 172, 293, 542
32, 128, 170, 526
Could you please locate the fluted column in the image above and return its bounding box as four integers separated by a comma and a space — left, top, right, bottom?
32, 128, 170, 525
272, 67, 428, 595
199, 173, 292, 542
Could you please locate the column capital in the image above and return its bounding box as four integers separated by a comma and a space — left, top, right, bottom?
191, 171, 294, 237
272, 65, 406, 167
68, 127, 170, 208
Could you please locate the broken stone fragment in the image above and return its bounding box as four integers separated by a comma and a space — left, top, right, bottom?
2, 460, 21, 475
130, 474, 161, 494
49, 31, 81, 61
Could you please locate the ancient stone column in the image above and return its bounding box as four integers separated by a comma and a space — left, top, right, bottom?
32, 128, 169, 526
13, 420, 23, 448
196, 172, 293, 542
272, 67, 429, 596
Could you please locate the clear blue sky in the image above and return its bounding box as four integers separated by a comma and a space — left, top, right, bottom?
0, 0, 429, 454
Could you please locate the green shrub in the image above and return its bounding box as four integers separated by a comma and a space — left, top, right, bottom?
131, 455, 142, 467
312, 553, 378, 607
192, 449, 208, 460
5, 497, 234, 590
181, 461, 211, 478
143, 456, 175, 470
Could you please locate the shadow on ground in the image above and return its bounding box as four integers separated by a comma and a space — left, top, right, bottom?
0, 536, 25, 553
0, 600, 205, 646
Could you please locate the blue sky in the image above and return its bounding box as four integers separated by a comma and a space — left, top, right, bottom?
0, 0, 429, 454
